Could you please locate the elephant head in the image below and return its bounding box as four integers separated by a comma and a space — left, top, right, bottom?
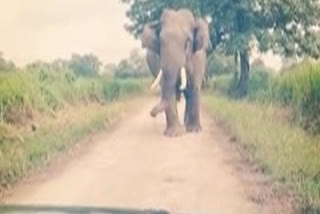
142, 9, 209, 136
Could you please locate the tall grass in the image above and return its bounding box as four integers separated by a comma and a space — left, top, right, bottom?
272, 60, 320, 133
0, 69, 144, 126
206, 69, 271, 99
207, 60, 320, 134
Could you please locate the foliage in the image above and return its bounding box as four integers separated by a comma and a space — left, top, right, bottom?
206, 53, 236, 79
205, 74, 235, 96
123, 0, 320, 57
206, 57, 272, 98
26, 54, 101, 78
114, 48, 149, 79
272, 60, 320, 133
103, 63, 117, 74
0, 68, 144, 126
246, 59, 273, 99
122, 0, 320, 96
69, 53, 102, 77
0, 52, 16, 72
208, 59, 320, 134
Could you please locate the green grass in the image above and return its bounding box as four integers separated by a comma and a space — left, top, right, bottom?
0, 70, 146, 124
204, 95, 320, 212
272, 60, 320, 133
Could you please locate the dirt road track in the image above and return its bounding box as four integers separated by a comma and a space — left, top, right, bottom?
2, 98, 275, 214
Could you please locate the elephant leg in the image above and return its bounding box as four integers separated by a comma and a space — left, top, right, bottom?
163, 76, 182, 137
164, 95, 182, 137
186, 87, 202, 133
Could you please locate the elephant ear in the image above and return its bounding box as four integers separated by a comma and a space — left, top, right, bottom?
193, 19, 210, 53
141, 21, 161, 54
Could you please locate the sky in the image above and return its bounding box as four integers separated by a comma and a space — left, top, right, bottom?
0, 0, 282, 70
0, 0, 140, 66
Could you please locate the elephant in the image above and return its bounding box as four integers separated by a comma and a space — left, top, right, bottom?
142, 9, 210, 137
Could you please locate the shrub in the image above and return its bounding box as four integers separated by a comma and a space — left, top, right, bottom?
206, 53, 236, 81
272, 60, 320, 133
206, 60, 272, 100
0, 69, 145, 126
103, 79, 144, 101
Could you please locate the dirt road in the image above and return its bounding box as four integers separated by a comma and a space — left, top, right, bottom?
2, 98, 269, 214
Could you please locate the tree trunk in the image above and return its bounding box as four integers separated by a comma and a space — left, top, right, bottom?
237, 49, 250, 97
234, 51, 240, 79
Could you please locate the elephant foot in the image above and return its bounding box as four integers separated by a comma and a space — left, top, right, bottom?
150, 101, 168, 118
164, 125, 182, 137
186, 123, 202, 133
150, 109, 158, 118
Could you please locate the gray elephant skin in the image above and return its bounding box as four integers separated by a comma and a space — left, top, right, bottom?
142, 9, 210, 137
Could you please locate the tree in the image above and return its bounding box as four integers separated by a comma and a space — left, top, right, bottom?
128, 48, 149, 76
69, 54, 101, 77
103, 63, 117, 74
122, 0, 320, 96
114, 48, 149, 78
52, 58, 70, 71
206, 53, 236, 78
0, 52, 16, 72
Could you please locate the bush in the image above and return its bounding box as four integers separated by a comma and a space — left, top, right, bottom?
0, 69, 145, 126
206, 60, 272, 100
208, 59, 320, 133
103, 79, 144, 101
247, 70, 272, 100
205, 74, 234, 95
272, 60, 320, 133
206, 53, 236, 80
69, 54, 101, 77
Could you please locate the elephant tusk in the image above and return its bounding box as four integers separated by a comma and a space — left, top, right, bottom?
150, 69, 163, 90
180, 67, 187, 90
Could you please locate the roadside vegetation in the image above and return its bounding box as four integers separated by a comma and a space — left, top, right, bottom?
204, 56, 320, 213
0, 50, 149, 194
